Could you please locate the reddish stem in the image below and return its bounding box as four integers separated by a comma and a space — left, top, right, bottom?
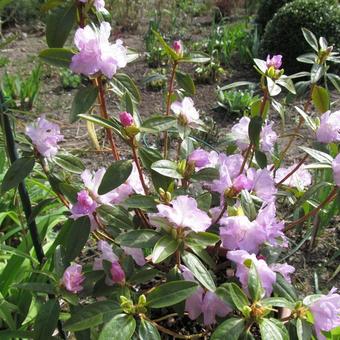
76, 1, 85, 28
131, 142, 149, 195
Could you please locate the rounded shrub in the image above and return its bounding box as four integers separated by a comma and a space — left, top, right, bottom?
256, 0, 293, 31
260, 0, 340, 72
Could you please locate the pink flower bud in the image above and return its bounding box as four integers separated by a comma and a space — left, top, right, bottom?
266, 54, 282, 70
62, 264, 85, 293
119, 111, 134, 127
110, 261, 125, 284
172, 40, 183, 56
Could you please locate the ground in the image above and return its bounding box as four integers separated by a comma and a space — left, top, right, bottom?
1, 14, 339, 303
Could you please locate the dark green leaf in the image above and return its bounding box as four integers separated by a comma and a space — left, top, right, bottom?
151, 235, 179, 263
70, 84, 99, 123
296, 318, 313, 340
123, 194, 157, 210
46, 3, 76, 47
64, 301, 121, 332
116, 230, 161, 248
248, 116, 262, 147
273, 274, 298, 303
259, 318, 289, 340
310, 64, 323, 84
16, 282, 56, 294
28, 198, 56, 224
129, 268, 161, 285
182, 251, 216, 291
64, 216, 91, 264
248, 262, 264, 301
196, 192, 212, 212
1, 157, 35, 193
99, 314, 136, 340
98, 160, 133, 194
34, 300, 60, 340
191, 167, 219, 181
211, 318, 245, 340
151, 160, 183, 179
176, 71, 195, 96
301, 28, 318, 52
54, 154, 85, 174
262, 297, 295, 309
186, 232, 219, 247
110, 73, 141, 102
229, 283, 250, 312
97, 205, 134, 230
39, 48, 74, 68
138, 319, 161, 340
255, 150, 267, 169
152, 30, 178, 60
240, 190, 257, 221
142, 115, 177, 133
147, 280, 198, 308
180, 52, 210, 64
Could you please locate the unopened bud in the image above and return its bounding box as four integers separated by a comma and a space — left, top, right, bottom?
172, 40, 183, 57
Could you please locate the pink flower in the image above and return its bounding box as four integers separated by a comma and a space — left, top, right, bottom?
181, 266, 231, 325
220, 216, 267, 253
332, 154, 340, 187
275, 164, 312, 190
172, 40, 183, 56
316, 110, 340, 143
266, 55, 283, 70
188, 149, 210, 169
121, 246, 146, 266
150, 195, 211, 232
232, 174, 253, 192
110, 261, 125, 284
231, 117, 277, 153
79, 0, 106, 11
119, 111, 134, 127
227, 250, 276, 297
256, 202, 287, 247
270, 263, 295, 283
62, 264, 85, 293
171, 97, 200, 128
70, 190, 97, 218
247, 168, 277, 203
70, 22, 127, 78
309, 288, 340, 340
25, 116, 64, 159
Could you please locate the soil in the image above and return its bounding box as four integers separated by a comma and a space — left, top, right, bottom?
1, 13, 339, 337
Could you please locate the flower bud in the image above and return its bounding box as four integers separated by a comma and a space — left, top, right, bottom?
62, 264, 85, 293
119, 111, 134, 127
110, 261, 125, 284
172, 40, 183, 56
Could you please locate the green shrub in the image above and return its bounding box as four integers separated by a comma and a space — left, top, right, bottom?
261, 0, 340, 72
256, 0, 293, 31
2, 0, 42, 25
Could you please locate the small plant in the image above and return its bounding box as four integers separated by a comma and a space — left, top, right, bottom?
1, 64, 42, 110
0, 56, 9, 68
144, 68, 167, 91
194, 54, 225, 84
217, 87, 259, 115
59, 68, 82, 90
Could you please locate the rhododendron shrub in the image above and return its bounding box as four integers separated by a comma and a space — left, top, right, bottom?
0, 3, 339, 338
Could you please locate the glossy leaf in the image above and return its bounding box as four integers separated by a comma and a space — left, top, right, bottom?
98, 160, 133, 195
299, 146, 333, 165
273, 274, 298, 303
312, 85, 330, 113
54, 154, 85, 174
1, 157, 35, 193
99, 314, 136, 340
191, 168, 219, 181
147, 280, 198, 308
211, 318, 245, 340
176, 70, 195, 96
123, 194, 157, 210
248, 116, 262, 147
248, 262, 264, 301
138, 319, 161, 340
151, 160, 183, 179
39, 48, 74, 68
259, 318, 289, 340
151, 235, 179, 263
142, 115, 177, 132
98, 205, 134, 230
302, 28, 318, 52
116, 230, 161, 248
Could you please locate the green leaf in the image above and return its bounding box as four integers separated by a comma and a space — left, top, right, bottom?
28, 198, 56, 224
64, 216, 91, 264
181, 251, 216, 292
327, 73, 340, 92
301, 28, 319, 52
151, 160, 183, 179
64, 301, 121, 332
273, 274, 298, 303
138, 147, 162, 169
0, 0, 13, 11
70, 84, 99, 123
219, 81, 255, 91
129, 268, 161, 285
186, 232, 219, 247
152, 30, 178, 60
255, 150, 267, 169
310, 64, 323, 84
248, 116, 262, 147
141, 115, 177, 132
46, 3, 76, 48
259, 318, 289, 340
0, 299, 17, 330
299, 146, 333, 165
191, 167, 219, 181
296, 318, 313, 340
240, 190, 257, 221
120, 92, 136, 116
110, 73, 141, 103
138, 319, 161, 340
1, 157, 35, 193
16, 282, 56, 294
147, 280, 198, 308
54, 154, 85, 174
116, 230, 161, 248
151, 235, 179, 263
176, 71, 195, 96
211, 318, 245, 340
229, 283, 250, 312
262, 297, 295, 309
123, 195, 157, 210
312, 85, 330, 113
97, 205, 134, 230
276, 76, 296, 94
248, 262, 264, 301
98, 160, 133, 194
196, 192, 212, 212
34, 300, 60, 340
180, 52, 210, 64
295, 106, 316, 131
39, 48, 74, 68
99, 314, 136, 340
296, 53, 316, 64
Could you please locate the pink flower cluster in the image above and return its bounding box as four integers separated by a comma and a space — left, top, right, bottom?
171, 97, 200, 128
25, 116, 64, 159
266, 55, 283, 70
70, 22, 127, 78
